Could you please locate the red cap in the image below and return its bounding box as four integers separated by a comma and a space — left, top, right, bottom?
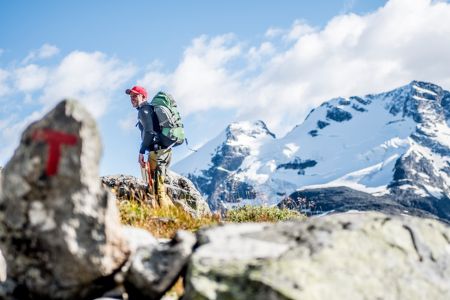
126, 86, 147, 98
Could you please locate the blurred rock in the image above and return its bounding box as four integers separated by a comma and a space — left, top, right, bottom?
0, 100, 129, 300
125, 230, 196, 300
184, 212, 450, 300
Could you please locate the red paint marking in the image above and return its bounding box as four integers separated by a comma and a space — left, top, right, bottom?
31, 129, 78, 176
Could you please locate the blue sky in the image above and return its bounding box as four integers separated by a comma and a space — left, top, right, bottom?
2, 0, 450, 178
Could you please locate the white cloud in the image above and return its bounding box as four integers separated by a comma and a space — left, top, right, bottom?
282, 20, 315, 41
14, 64, 48, 92
137, 0, 450, 136
39, 51, 136, 117
0, 50, 137, 164
138, 34, 243, 116
0, 49, 4, 56
38, 44, 60, 58
265, 27, 284, 38
341, 0, 358, 14
22, 44, 60, 64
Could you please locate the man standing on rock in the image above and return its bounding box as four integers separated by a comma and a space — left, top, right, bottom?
126, 86, 175, 209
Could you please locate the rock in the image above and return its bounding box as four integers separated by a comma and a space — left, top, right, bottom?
101, 174, 153, 203
121, 226, 158, 253
102, 172, 210, 217
280, 187, 450, 225
0, 250, 6, 283
0, 278, 18, 300
124, 230, 196, 300
0, 100, 129, 300
0, 166, 3, 190
184, 212, 450, 300
166, 170, 211, 217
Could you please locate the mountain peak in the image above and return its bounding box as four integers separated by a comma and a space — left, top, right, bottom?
226, 120, 276, 141
174, 81, 450, 220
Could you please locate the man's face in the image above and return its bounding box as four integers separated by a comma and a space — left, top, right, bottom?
130, 92, 144, 108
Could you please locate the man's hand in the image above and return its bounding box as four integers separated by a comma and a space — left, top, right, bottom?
139, 153, 145, 168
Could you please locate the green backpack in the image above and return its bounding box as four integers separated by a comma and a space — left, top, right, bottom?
151, 92, 185, 148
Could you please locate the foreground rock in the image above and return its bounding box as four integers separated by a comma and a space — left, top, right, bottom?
124, 229, 196, 300
0, 100, 129, 300
184, 212, 450, 300
102, 172, 211, 217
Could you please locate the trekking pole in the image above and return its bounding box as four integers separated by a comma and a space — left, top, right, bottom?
154, 144, 159, 203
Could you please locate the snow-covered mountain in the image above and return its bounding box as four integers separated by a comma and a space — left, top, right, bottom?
172, 81, 450, 220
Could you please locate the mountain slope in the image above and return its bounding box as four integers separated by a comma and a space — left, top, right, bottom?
172, 81, 450, 219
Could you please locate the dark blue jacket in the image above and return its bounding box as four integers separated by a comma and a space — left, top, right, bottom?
137, 101, 161, 154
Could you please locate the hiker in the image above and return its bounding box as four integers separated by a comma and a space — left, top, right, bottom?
126, 86, 175, 209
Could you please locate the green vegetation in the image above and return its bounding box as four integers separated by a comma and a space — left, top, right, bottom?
226, 204, 304, 223
118, 200, 221, 239
118, 200, 304, 239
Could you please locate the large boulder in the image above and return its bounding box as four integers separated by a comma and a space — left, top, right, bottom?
102, 174, 152, 202
184, 212, 450, 300
166, 170, 211, 217
0, 100, 129, 300
101, 172, 211, 217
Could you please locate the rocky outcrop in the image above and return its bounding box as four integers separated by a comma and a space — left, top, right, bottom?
184, 212, 450, 300
0, 100, 129, 300
166, 170, 211, 217
102, 172, 211, 217
102, 174, 152, 202
280, 187, 450, 225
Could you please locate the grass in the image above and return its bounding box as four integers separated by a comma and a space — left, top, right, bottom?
226, 204, 304, 223
118, 199, 221, 239
118, 200, 304, 238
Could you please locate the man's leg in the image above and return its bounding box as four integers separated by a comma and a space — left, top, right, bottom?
156, 149, 174, 209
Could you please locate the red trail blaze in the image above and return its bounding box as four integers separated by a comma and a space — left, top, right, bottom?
31, 129, 78, 176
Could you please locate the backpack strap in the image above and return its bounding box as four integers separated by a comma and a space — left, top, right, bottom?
185, 138, 198, 152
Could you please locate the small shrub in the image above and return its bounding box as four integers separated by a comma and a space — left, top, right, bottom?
225, 204, 304, 223
118, 200, 220, 239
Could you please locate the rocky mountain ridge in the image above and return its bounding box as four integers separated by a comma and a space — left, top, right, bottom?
173, 81, 450, 220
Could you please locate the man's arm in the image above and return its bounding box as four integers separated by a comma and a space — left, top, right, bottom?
139, 106, 157, 154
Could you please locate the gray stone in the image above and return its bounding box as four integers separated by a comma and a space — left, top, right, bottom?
102, 174, 153, 203
0, 278, 18, 300
102, 172, 210, 217
166, 170, 211, 217
0, 100, 129, 300
122, 226, 158, 253
0, 250, 5, 283
125, 230, 196, 300
184, 212, 450, 300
